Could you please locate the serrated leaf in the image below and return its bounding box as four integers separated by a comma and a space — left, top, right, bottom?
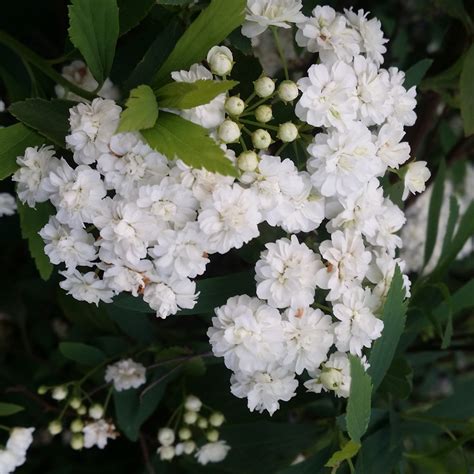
404, 59, 433, 89
17, 201, 53, 280
152, 0, 246, 86
118, 0, 155, 35
325, 440, 361, 468
379, 358, 413, 400
68, 0, 119, 84
0, 403, 24, 416
0, 124, 44, 180
118, 85, 158, 133
347, 356, 372, 443
424, 159, 445, 266
460, 44, 474, 136
9, 99, 75, 147
368, 266, 407, 390
59, 342, 107, 366
155, 79, 238, 109
142, 112, 238, 176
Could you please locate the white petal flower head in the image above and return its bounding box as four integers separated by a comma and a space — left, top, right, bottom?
296, 5, 360, 62
375, 120, 411, 170
316, 230, 372, 301
344, 8, 388, 65
5, 427, 35, 468
83, 420, 117, 449
195, 441, 230, 465
403, 161, 431, 200
255, 235, 323, 309
242, 0, 305, 38
230, 367, 298, 415
208, 295, 286, 373
102, 260, 153, 296
104, 358, 146, 391
0, 449, 19, 472
66, 98, 121, 165
198, 184, 261, 254
283, 307, 334, 374
388, 67, 417, 127
333, 287, 383, 356
59, 270, 114, 305
13, 145, 60, 207
171, 64, 225, 129
296, 61, 358, 131
0, 193, 17, 217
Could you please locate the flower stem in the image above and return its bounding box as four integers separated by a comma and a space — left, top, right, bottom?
239, 119, 279, 131
271, 26, 289, 80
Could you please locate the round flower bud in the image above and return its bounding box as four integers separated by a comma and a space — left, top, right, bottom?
69, 397, 81, 410
254, 77, 275, 98
225, 96, 245, 116
237, 151, 259, 172
158, 427, 175, 446
255, 105, 273, 123
209, 412, 225, 427
218, 120, 241, 144
37, 385, 48, 395
70, 433, 84, 451
183, 440, 196, 455
207, 46, 233, 76
278, 122, 298, 143
77, 405, 87, 416
70, 418, 84, 433
319, 368, 344, 392
88, 403, 104, 420
277, 80, 299, 102
178, 427, 192, 441
51, 385, 68, 401
206, 429, 219, 442
158, 445, 175, 461
183, 411, 198, 424
48, 420, 62, 436
184, 395, 202, 412
197, 417, 208, 430
252, 129, 272, 149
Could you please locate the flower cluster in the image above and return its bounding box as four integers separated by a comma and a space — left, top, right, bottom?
157, 395, 230, 466
207, 3, 421, 415
0, 193, 16, 217
0, 428, 34, 474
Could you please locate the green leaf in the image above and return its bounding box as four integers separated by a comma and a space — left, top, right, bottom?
152, 0, 246, 86
0, 123, 44, 180
155, 79, 238, 109
156, 0, 193, 4
17, 201, 53, 280
379, 358, 413, 400
325, 440, 361, 468
277, 446, 334, 474
106, 304, 156, 343
441, 196, 460, 254
9, 99, 75, 147
433, 279, 474, 325
424, 159, 445, 266
346, 355, 372, 443
460, 44, 474, 136
118, 0, 155, 35
59, 342, 107, 366
142, 112, 238, 176
118, 85, 158, 133
0, 403, 24, 416
113, 372, 168, 441
68, 0, 120, 84
435, 0, 474, 33
404, 59, 433, 89
368, 266, 407, 390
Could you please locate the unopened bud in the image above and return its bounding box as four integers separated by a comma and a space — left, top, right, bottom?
277, 80, 299, 102
209, 412, 225, 427
70, 418, 84, 433
70, 433, 84, 450
254, 77, 275, 98
237, 151, 259, 172
184, 395, 202, 412
207, 46, 233, 76
225, 96, 245, 116
206, 429, 219, 442
218, 120, 241, 144
158, 445, 175, 461
178, 427, 192, 441
319, 368, 344, 391
51, 385, 68, 401
252, 129, 272, 149
277, 122, 298, 143
197, 417, 208, 430
255, 105, 272, 123
48, 420, 62, 436
88, 403, 104, 420
69, 397, 81, 410
183, 411, 198, 424
158, 427, 175, 446
37, 385, 48, 395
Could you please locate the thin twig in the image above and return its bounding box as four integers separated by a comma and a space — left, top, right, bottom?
139, 432, 155, 474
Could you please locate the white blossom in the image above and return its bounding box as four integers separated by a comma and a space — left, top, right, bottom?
104, 359, 146, 391
0, 193, 17, 217
83, 420, 117, 449
195, 441, 230, 465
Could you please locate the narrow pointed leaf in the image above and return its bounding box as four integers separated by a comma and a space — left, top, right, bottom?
118, 85, 158, 133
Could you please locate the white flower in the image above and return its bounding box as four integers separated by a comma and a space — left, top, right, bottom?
255, 235, 323, 309
230, 367, 298, 415
158, 428, 175, 447
402, 161, 431, 200
4, 427, 34, 469
387, 67, 417, 127
55, 60, 119, 102
82, 420, 117, 449
171, 64, 225, 129
296, 61, 358, 131
0, 450, 18, 473
198, 184, 261, 254
0, 193, 16, 217
143, 277, 197, 318
104, 359, 146, 391
12, 145, 60, 207
66, 98, 121, 165
195, 441, 230, 465
242, 0, 305, 38
103, 260, 153, 296
316, 230, 372, 301
59, 270, 114, 305
158, 445, 175, 461
375, 120, 411, 169
283, 307, 334, 374
333, 287, 383, 356
208, 295, 286, 373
